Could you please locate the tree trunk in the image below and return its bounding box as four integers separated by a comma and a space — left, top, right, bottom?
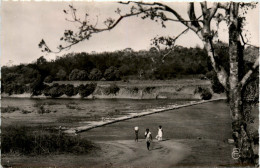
228, 2, 255, 164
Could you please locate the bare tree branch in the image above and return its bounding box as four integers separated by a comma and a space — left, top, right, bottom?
209, 3, 219, 21
205, 39, 228, 89
120, 1, 200, 32
188, 2, 201, 28
240, 33, 257, 47
41, 8, 157, 53
42, 2, 206, 53
200, 1, 208, 17
218, 2, 230, 10
161, 27, 189, 61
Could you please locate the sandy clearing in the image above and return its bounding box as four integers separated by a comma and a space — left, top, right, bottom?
1, 139, 191, 168
95, 139, 191, 168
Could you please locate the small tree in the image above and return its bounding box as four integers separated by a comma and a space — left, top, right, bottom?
77, 83, 96, 98
64, 84, 76, 97
44, 75, 54, 83
69, 69, 80, 81
88, 68, 103, 81
56, 69, 67, 81
69, 69, 88, 81
104, 83, 120, 95
45, 83, 64, 98
104, 66, 120, 81
77, 70, 89, 81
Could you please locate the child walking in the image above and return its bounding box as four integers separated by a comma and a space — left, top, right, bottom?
145, 128, 152, 150
156, 125, 163, 141
134, 126, 139, 142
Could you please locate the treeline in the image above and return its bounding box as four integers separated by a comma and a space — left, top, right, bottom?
1, 43, 258, 95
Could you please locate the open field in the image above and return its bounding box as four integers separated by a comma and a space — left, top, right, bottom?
2, 100, 258, 167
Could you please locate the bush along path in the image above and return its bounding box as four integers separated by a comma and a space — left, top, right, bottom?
64, 98, 226, 134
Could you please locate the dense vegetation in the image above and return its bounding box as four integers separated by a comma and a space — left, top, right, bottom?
1, 44, 258, 96
1, 126, 99, 155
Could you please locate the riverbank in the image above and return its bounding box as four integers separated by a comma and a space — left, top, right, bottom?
1, 79, 225, 100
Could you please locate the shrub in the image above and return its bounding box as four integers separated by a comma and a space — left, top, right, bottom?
69, 69, 81, 81
143, 86, 156, 94
200, 88, 212, 100
104, 83, 120, 95
128, 87, 139, 94
3, 83, 26, 95
64, 84, 76, 97
56, 69, 67, 81
44, 75, 54, 83
49, 85, 64, 98
194, 86, 212, 100
77, 70, 89, 81
69, 69, 88, 81
104, 66, 120, 81
42, 85, 51, 96
1, 106, 20, 113
43, 83, 64, 98
14, 84, 26, 94
1, 126, 98, 155
37, 105, 51, 114
88, 68, 102, 81
21, 109, 33, 114
77, 83, 97, 98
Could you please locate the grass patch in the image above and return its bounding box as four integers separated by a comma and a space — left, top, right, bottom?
37, 105, 52, 114
143, 86, 156, 94
21, 109, 33, 114
33, 102, 61, 108
127, 87, 139, 94
107, 109, 123, 117
1, 126, 99, 155
103, 83, 120, 95
1, 106, 20, 113
66, 104, 84, 110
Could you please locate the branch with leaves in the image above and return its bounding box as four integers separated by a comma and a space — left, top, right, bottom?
39, 2, 204, 53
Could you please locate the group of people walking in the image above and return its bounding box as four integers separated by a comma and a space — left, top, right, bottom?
134, 125, 163, 150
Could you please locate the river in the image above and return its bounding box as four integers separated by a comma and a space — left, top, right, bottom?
1, 98, 197, 128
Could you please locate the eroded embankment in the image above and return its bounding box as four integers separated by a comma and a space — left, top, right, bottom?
1, 80, 222, 100
64, 98, 226, 134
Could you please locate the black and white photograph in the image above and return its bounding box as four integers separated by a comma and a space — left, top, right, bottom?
0, 1, 259, 167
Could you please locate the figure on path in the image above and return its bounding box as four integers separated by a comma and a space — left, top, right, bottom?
145, 128, 152, 150
134, 126, 139, 142
156, 125, 163, 141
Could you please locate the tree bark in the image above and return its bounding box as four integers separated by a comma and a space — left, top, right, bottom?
228, 2, 255, 164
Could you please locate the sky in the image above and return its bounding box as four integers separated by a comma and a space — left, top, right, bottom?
1, 1, 259, 66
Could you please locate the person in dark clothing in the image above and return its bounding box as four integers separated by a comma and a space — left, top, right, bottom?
145, 128, 152, 150
134, 126, 139, 142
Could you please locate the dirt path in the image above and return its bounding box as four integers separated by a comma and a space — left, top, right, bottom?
95, 139, 191, 168
1, 139, 191, 168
